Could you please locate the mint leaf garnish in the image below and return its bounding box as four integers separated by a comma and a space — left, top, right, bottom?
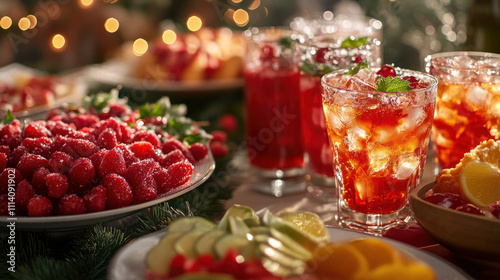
347, 62, 369, 76
2, 110, 15, 124
299, 62, 336, 77
376, 77, 414, 92
340, 36, 368, 49
278, 36, 294, 49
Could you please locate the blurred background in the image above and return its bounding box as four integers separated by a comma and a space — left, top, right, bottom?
1, 0, 497, 73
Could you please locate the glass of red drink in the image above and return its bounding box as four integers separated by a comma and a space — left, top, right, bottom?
243, 27, 305, 196
298, 34, 381, 202
321, 65, 437, 234
425, 52, 500, 171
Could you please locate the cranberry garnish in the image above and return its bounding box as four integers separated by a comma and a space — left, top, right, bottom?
260, 44, 275, 61
376, 65, 397, 77
489, 201, 500, 219
314, 47, 329, 64
425, 193, 468, 209
352, 54, 364, 64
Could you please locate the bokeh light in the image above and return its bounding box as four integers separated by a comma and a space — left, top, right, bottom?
233, 9, 249, 27
52, 34, 66, 51
27, 15, 37, 29
104, 17, 119, 33
18, 17, 30, 31
186, 16, 202, 32
133, 38, 148, 56
162, 30, 177, 45
249, 0, 260, 10
0, 16, 12, 29
80, 0, 94, 8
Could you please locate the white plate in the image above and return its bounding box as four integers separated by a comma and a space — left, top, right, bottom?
0, 154, 215, 231
108, 227, 472, 280
85, 61, 244, 95
0, 63, 87, 120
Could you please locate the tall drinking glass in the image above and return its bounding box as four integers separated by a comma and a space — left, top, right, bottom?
322, 67, 437, 234
244, 27, 305, 197
426, 52, 500, 170
298, 35, 381, 202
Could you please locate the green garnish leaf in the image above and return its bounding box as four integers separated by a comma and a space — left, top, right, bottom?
2, 110, 15, 124
376, 77, 414, 92
340, 36, 368, 49
346, 62, 369, 76
299, 62, 336, 77
278, 36, 294, 49
138, 97, 171, 119
184, 133, 203, 145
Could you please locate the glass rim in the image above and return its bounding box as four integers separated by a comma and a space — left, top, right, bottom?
321, 68, 438, 96
243, 26, 295, 42
297, 34, 379, 49
425, 51, 500, 70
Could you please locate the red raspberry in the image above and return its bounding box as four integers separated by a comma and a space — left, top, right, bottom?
376, 65, 397, 77
210, 131, 227, 143
67, 130, 95, 143
72, 114, 100, 130
93, 119, 123, 142
89, 149, 107, 177
8, 146, 27, 167
156, 160, 193, 193
114, 144, 139, 166
161, 149, 186, 168
132, 176, 158, 204
27, 195, 53, 217
210, 141, 228, 158
132, 130, 161, 149
57, 194, 87, 215
125, 159, 160, 187
83, 185, 107, 212
0, 120, 22, 149
49, 151, 75, 173
189, 143, 209, 161
129, 141, 155, 159
23, 121, 52, 138
0, 145, 10, 156
97, 128, 118, 149
17, 153, 50, 180
0, 152, 6, 171
119, 123, 134, 144
218, 114, 238, 134
99, 148, 127, 177
108, 103, 131, 118
21, 137, 53, 159
46, 120, 75, 136
15, 180, 35, 208
46, 173, 69, 198
50, 135, 69, 154
61, 138, 99, 158
69, 157, 96, 186
103, 174, 133, 209
162, 138, 196, 164
31, 167, 50, 196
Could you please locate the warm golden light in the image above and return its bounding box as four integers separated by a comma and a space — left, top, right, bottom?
27, 15, 37, 29
231, 0, 243, 3
248, 0, 260, 10
133, 38, 148, 56
233, 9, 249, 26
186, 16, 202, 32
162, 30, 177, 45
0, 16, 12, 29
80, 0, 94, 8
104, 17, 119, 33
52, 34, 66, 50
18, 17, 30, 31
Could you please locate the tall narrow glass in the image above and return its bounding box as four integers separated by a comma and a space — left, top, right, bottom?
322, 68, 437, 234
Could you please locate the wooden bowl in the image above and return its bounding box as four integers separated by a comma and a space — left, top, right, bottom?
409, 180, 500, 267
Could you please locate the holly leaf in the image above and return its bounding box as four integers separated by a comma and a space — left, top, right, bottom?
340, 36, 368, 49
376, 77, 414, 92
2, 110, 15, 124
347, 62, 369, 76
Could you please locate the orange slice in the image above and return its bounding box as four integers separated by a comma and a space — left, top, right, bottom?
309, 243, 369, 280
348, 238, 401, 270
357, 262, 436, 280
459, 160, 500, 207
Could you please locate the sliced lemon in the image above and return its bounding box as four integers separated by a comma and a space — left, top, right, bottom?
275, 211, 329, 243
459, 160, 500, 207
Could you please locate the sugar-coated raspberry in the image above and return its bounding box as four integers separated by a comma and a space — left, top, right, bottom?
119, 122, 134, 144
132, 130, 161, 149
0, 152, 6, 171
488, 201, 500, 219
31, 167, 50, 195
49, 151, 74, 173
17, 153, 50, 180
211, 131, 227, 144
67, 130, 95, 143
189, 143, 209, 161
61, 138, 99, 158
93, 118, 123, 142
15, 180, 35, 208
57, 194, 87, 215
126, 159, 160, 188
132, 176, 158, 204
129, 141, 155, 159
162, 138, 196, 164
99, 148, 127, 177
21, 137, 53, 158
83, 185, 107, 212
8, 146, 27, 167
210, 141, 229, 158
27, 195, 53, 217
89, 149, 107, 177
50, 135, 68, 154
46, 173, 69, 198
103, 174, 133, 209
114, 144, 139, 166
46, 120, 75, 136
153, 168, 169, 195
23, 121, 52, 138
161, 149, 186, 168
72, 114, 100, 130
156, 160, 194, 193
97, 128, 118, 149
376, 65, 397, 78
109, 103, 131, 117
68, 157, 96, 186
0, 145, 10, 156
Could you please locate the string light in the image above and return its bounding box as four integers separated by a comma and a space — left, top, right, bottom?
133, 38, 148, 56
186, 16, 202, 32
231, 0, 243, 3
18, 17, 30, 31
162, 30, 177, 45
248, 0, 260, 10
27, 15, 37, 29
0, 16, 12, 29
233, 9, 249, 27
79, 0, 94, 8
52, 34, 66, 51
104, 17, 119, 33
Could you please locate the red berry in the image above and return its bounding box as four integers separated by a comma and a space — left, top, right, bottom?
31, 167, 50, 195
129, 141, 155, 159
15, 180, 35, 208
99, 148, 127, 177
8, 146, 27, 167
119, 123, 134, 144
132, 130, 161, 149
353, 54, 364, 64
69, 157, 96, 186
158, 160, 194, 192
488, 201, 500, 219
190, 254, 215, 273
126, 159, 160, 188
189, 143, 209, 161
103, 174, 133, 209
132, 176, 158, 204
168, 254, 188, 277
314, 47, 329, 64
17, 153, 50, 180
114, 144, 139, 166
210, 131, 227, 143
89, 149, 107, 177
83, 185, 107, 212
376, 65, 397, 77
402, 75, 420, 88
72, 114, 100, 130
0, 152, 6, 171
46, 120, 75, 136
161, 149, 186, 168
455, 204, 485, 216
0, 145, 10, 156
218, 114, 238, 134
57, 194, 87, 215
23, 121, 52, 138
162, 139, 195, 164
97, 128, 118, 149
46, 173, 69, 198
424, 193, 468, 209
61, 138, 99, 158
49, 151, 75, 173
27, 195, 53, 217
93, 118, 123, 142
210, 141, 228, 158
107, 103, 131, 118
260, 44, 275, 60
21, 137, 53, 158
